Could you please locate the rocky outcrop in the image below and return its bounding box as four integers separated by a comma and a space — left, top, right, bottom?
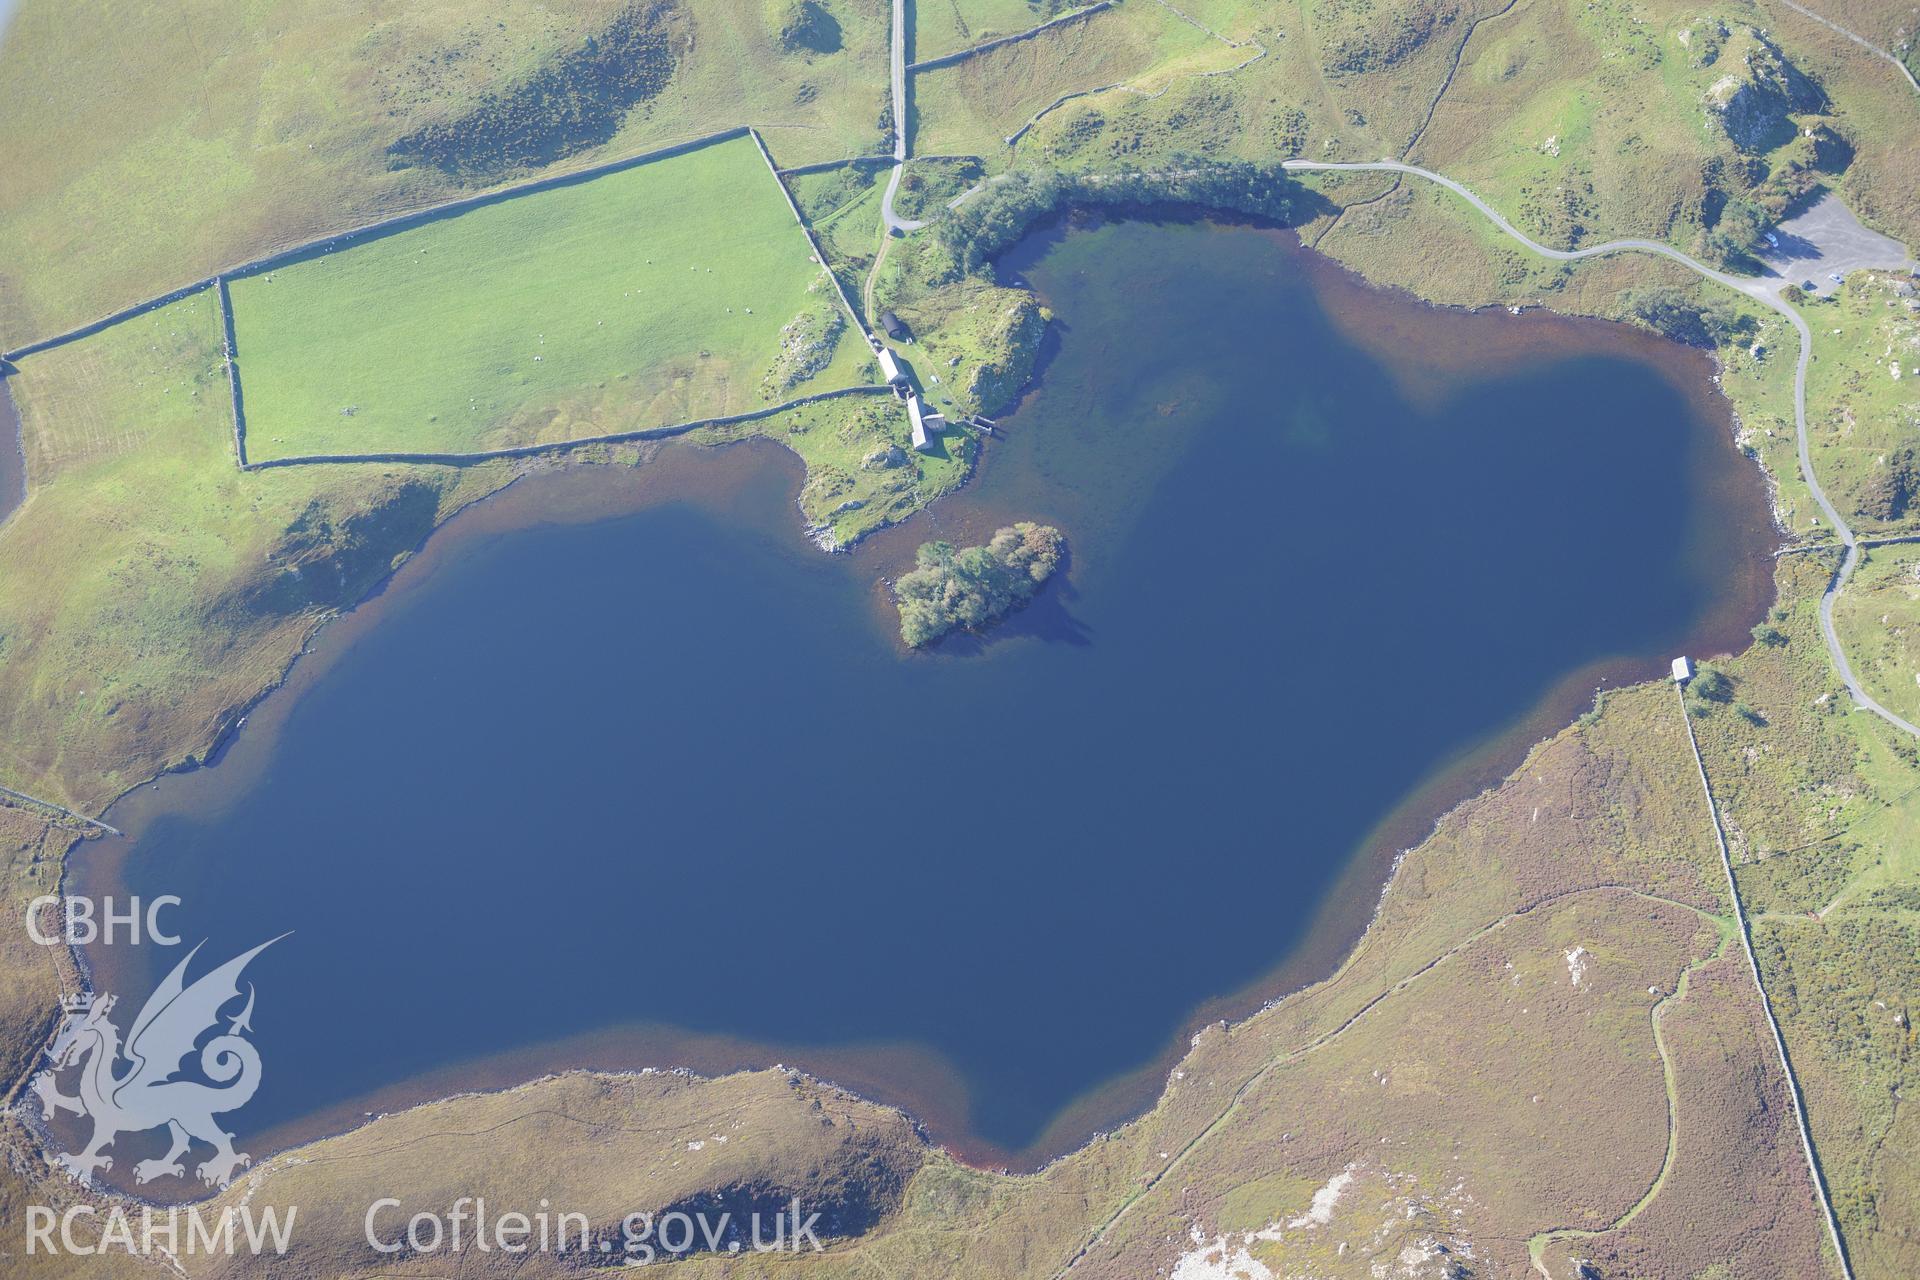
764, 299, 847, 394
1320, 0, 1461, 76
1702, 27, 1826, 154
965, 296, 1046, 416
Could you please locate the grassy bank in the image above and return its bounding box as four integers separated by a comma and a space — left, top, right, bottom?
1802, 273, 1920, 533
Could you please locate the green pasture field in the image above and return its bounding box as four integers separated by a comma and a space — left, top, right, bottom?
228, 135, 872, 461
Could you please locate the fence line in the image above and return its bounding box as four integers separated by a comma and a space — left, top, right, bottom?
776, 155, 894, 178
1003, 38, 1265, 147
216, 278, 249, 467
747, 128, 876, 345
200, 126, 848, 473
906, 2, 1113, 72
1676, 687, 1855, 1280
240, 385, 894, 470
0, 785, 121, 837
2, 280, 220, 364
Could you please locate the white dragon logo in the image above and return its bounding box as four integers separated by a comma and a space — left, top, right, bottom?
32, 937, 283, 1188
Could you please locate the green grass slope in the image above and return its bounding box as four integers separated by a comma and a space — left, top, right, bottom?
229, 136, 870, 461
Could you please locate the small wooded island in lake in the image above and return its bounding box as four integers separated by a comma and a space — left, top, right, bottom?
895, 523, 1065, 647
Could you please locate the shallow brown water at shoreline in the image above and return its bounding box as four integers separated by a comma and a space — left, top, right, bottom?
72, 217, 1774, 1183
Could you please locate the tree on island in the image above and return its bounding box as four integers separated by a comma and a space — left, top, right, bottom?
895, 523, 1066, 647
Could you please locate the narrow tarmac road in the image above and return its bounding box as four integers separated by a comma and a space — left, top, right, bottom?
879, 0, 925, 236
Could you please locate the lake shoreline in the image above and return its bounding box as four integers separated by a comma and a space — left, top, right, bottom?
64, 216, 1777, 1186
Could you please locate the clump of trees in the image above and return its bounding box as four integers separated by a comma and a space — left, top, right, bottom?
1754, 123, 1854, 212
1688, 665, 1736, 716
936, 160, 1304, 275
1701, 195, 1772, 270
1693, 667, 1734, 701
1626, 285, 1758, 349
893, 156, 987, 221
895, 523, 1065, 646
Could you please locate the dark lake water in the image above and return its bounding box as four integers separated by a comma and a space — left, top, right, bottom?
76, 217, 1774, 1178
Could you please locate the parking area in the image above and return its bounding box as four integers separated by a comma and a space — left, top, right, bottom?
1760, 191, 1915, 295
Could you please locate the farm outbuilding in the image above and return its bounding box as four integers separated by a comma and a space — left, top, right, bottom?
907, 394, 939, 452
881, 310, 913, 343
877, 348, 908, 386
